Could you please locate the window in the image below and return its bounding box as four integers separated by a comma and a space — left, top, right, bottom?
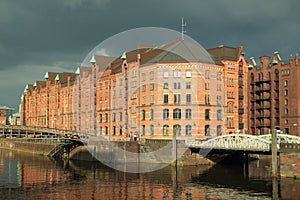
150, 125, 154, 136
164, 71, 169, 78
150, 71, 154, 80
284, 80, 288, 86
174, 82, 181, 89
285, 119, 288, 124
186, 71, 191, 78
186, 82, 191, 89
142, 85, 146, 92
164, 83, 168, 89
285, 108, 288, 114
150, 95, 154, 104
227, 78, 234, 87
205, 125, 210, 136
163, 125, 169, 136
174, 94, 181, 104
217, 110, 222, 121
150, 83, 154, 90
105, 126, 108, 136
173, 109, 181, 120
142, 96, 146, 105
113, 126, 116, 136
163, 109, 169, 120
99, 126, 102, 135
119, 112, 122, 122
285, 99, 288, 105
164, 94, 169, 103
205, 83, 210, 90
217, 125, 222, 136
205, 94, 210, 105
112, 113, 116, 122
141, 110, 146, 120
227, 91, 234, 99
205, 71, 210, 79
186, 109, 192, 119
227, 117, 234, 128
132, 81, 137, 88
186, 94, 191, 103
217, 95, 222, 105
186, 125, 192, 136
132, 70, 136, 77
228, 64, 235, 69
285, 90, 288, 96
141, 125, 146, 136
105, 113, 108, 122
150, 109, 154, 120
173, 125, 181, 136
227, 103, 234, 113
174, 71, 181, 78
119, 126, 122, 135
99, 114, 102, 122
205, 109, 210, 120
217, 73, 222, 80
142, 73, 146, 81
132, 103, 137, 113
131, 118, 136, 128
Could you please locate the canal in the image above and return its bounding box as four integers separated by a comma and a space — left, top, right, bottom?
0, 149, 299, 199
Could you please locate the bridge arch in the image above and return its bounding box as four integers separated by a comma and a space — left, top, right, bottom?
188, 134, 271, 152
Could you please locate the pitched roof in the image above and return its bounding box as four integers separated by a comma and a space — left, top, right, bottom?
207, 45, 241, 65
142, 38, 214, 65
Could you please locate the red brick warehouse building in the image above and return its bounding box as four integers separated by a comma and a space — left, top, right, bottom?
20, 38, 249, 139
248, 52, 300, 135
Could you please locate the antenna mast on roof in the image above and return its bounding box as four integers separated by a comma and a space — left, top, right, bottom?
181, 17, 186, 40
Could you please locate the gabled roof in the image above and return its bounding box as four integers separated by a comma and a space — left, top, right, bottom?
207, 45, 241, 65
94, 55, 116, 73
143, 38, 213, 65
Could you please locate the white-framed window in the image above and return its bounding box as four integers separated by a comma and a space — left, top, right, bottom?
164, 83, 168, 89
163, 71, 169, 78
142, 96, 146, 105
132, 81, 137, 88
186, 82, 191, 89
186, 109, 192, 119
174, 71, 181, 78
186, 70, 191, 78
186, 94, 191, 103
142, 73, 146, 81
150, 71, 154, 80
150, 95, 154, 104
150, 83, 154, 90
186, 125, 192, 136
132, 69, 137, 77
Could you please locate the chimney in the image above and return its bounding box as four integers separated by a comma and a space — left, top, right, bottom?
259, 56, 270, 68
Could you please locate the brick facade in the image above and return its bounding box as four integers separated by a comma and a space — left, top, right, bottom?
20, 38, 248, 139
248, 52, 300, 135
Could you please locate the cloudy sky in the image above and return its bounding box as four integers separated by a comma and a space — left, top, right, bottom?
0, 0, 299, 110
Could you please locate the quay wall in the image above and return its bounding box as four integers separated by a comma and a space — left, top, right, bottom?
69, 140, 214, 165
0, 138, 58, 156
280, 153, 300, 178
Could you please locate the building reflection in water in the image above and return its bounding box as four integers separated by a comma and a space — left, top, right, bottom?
1, 150, 299, 199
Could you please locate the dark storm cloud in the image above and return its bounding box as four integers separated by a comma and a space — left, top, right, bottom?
0, 0, 299, 109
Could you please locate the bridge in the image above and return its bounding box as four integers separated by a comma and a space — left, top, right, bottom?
186, 133, 300, 153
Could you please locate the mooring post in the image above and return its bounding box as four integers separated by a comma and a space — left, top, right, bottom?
271, 129, 278, 177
